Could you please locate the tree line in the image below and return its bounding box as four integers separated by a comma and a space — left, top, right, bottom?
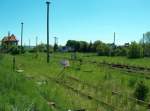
66, 32, 150, 58
2, 31, 150, 59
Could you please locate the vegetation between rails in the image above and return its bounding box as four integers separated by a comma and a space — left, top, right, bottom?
0, 53, 150, 110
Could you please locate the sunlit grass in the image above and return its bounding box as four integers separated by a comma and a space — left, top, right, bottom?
0, 52, 150, 110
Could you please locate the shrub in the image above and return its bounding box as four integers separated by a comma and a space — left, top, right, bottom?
54, 43, 58, 52
115, 47, 128, 56
29, 44, 53, 53
128, 42, 143, 58
96, 43, 110, 56
134, 81, 149, 101
144, 44, 150, 57
9, 46, 20, 55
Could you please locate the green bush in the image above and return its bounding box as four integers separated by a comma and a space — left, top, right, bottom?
134, 81, 149, 101
115, 47, 128, 56
54, 43, 58, 52
7, 46, 26, 55
30, 44, 53, 53
128, 42, 143, 58
9, 46, 20, 55
96, 43, 110, 56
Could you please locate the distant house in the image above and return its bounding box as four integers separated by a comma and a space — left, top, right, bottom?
2, 34, 18, 48
59, 46, 74, 52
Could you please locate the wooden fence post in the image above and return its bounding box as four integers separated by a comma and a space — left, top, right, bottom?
12, 56, 16, 71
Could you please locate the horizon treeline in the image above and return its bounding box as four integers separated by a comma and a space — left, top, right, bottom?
2, 32, 150, 59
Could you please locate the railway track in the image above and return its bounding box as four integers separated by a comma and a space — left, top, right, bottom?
66, 75, 150, 108
25, 73, 150, 111
70, 58, 150, 79
49, 55, 150, 110
47, 76, 121, 111
83, 60, 150, 74
53, 55, 150, 76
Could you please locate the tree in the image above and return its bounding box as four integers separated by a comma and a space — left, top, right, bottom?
145, 32, 150, 44
144, 44, 150, 57
96, 42, 110, 56
142, 32, 150, 56
79, 41, 88, 52
54, 43, 58, 52
66, 40, 80, 52
114, 46, 128, 56
66, 40, 75, 48
30, 43, 53, 53
36, 44, 46, 52
92, 40, 102, 52
128, 42, 143, 58
10, 46, 20, 55
87, 41, 93, 52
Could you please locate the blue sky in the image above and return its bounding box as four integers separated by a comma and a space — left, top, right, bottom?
0, 0, 150, 46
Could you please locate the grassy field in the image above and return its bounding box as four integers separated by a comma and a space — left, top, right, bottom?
0, 52, 150, 111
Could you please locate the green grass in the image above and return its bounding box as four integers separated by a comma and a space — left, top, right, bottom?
80, 53, 150, 68
0, 54, 50, 111
0, 52, 150, 111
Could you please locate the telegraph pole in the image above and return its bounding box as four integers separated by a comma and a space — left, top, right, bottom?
53, 36, 58, 45
36, 36, 38, 47
29, 39, 30, 49
53, 36, 58, 52
36, 36, 38, 53
46, 1, 50, 63
143, 33, 145, 56
143, 33, 145, 45
110, 32, 116, 56
21, 22, 24, 53
114, 32, 116, 46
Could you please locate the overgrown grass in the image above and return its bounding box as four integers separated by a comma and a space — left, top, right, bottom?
0, 52, 150, 110
0, 57, 50, 111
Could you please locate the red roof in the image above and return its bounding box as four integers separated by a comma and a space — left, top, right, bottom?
2, 34, 18, 42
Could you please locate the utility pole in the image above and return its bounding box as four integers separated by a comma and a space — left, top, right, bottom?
53, 36, 58, 52
36, 36, 38, 53
110, 32, 116, 56
36, 36, 38, 47
114, 32, 116, 46
143, 33, 145, 56
35, 36, 38, 57
21, 22, 24, 53
46, 1, 50, 63
12, 56, 16, 71
29, 39, 30, 49
143, 33, 145, 45
53, 36, 58, 45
